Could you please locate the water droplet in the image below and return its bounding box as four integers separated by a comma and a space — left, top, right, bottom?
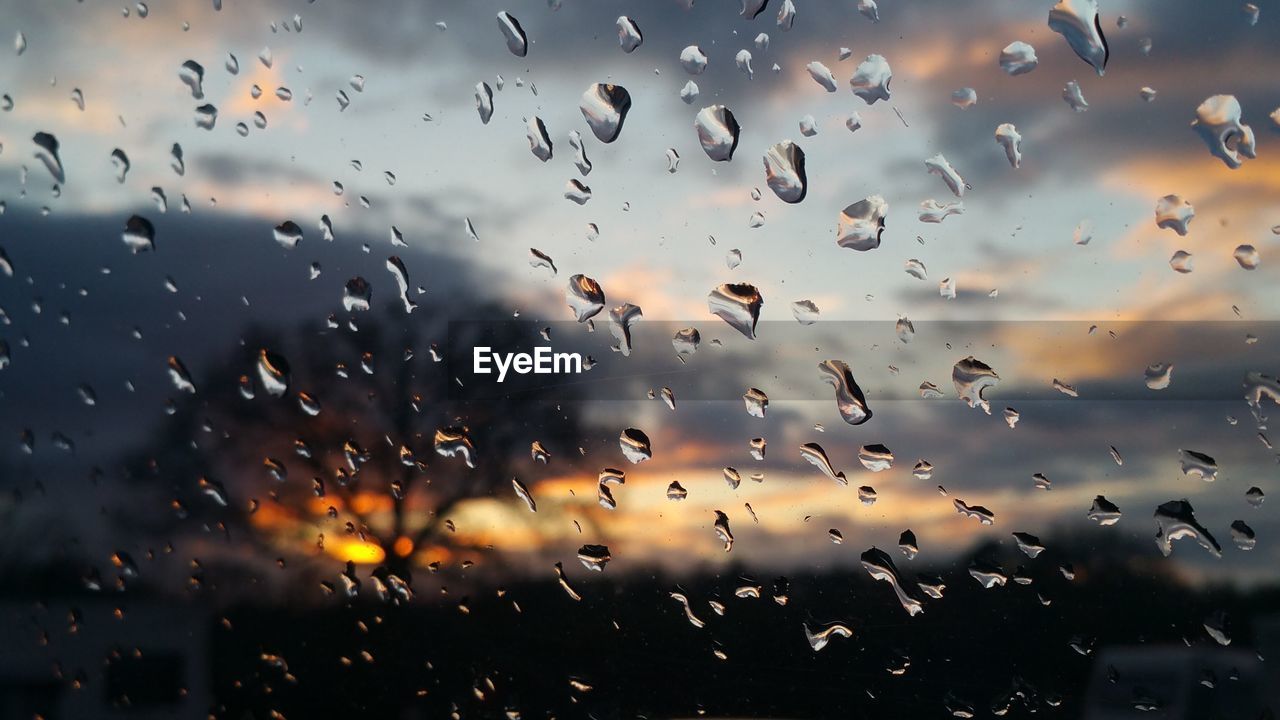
954, 499, 995, 525
497, 11, 528, 57
708, 283, 763, 339
564, 178, 592, 204
177, 60, 206, 102
660, 387, 676, 410
577, 544, 610, 571
849, 54, 892, 104
818, 360, 872, 425
680, 45, 709, 74
713, 511, 734, 552
857, 444, 893, 472
861, 547, 924, 616
1169, 250, 1194, 274
1140, 86, 1157, 102
1063, 80, 1089, 111
554, 562, 582, 601
791, 299, 820, 324
33, 131, 65, 183
672, 327, 700, 358
679, 80, 699, 104
616, 16, 642, 52
952, 87, 977, 108
1048, 0, 1109, 76
194, 103, 218, 130
953, 356, 999, 413
694, 105, 740, 162
670, 590, 705, 627
892, 316, 915, 345
1192, 95, 1257, 169
271, 220, 303, 249
564, 131, 592, 175
891, 530, 917, 559
994, 123, 1022, 168
1178, 449, 1218, 481
806, 61, 838, 92
580, 84, 631, 143
925, 154, 966, 197
1154, 499, 1220, 557
110, 148, 130, 183
199, 476, 229, 506
475, 82, 494, 124
800, 442, 846, 484
526, 116, 553, 161
918, 199, 963, 224
1245, 486, 1265, 507
912, 460, 934, 480
122, 215, 155, 253
1234, 244, 1260, 269
566, 274, 605, 322
663, 147, 681, 174
999, 41, 1039, 75
1154, 194, 1194, 235
763, 141, 807, 202
857, 486, 877, 505
1230, 520, 1256, 550
168, 356, 196, 393
256, 349, 291, 397
722, 248, 742, 270
805, 622, 853, 651
1013, 532, 1045, 558
504, 476, 535, 509
1138, 362, 1174, 392
619, 428, 651, 464
1088, 495, 1122, 525
737, 48, 752, 78
775, 0, 797, 28
904, 258, 928, 280
969, 561, 1008, 589
434, 426, 477, 468
528, 248, 557, 276
836, 195, 888, 250
386, 256, 417, 313
743, 387, 769, 418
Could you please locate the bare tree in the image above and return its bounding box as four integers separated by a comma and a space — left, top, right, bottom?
117, 302, 586, 600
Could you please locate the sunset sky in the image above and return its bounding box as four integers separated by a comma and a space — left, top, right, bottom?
1, 0, 1278, 595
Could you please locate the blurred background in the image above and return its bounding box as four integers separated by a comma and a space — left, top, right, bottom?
1, 0, 1279, 717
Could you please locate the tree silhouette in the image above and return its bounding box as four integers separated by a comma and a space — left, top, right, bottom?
117, 301, 587, 600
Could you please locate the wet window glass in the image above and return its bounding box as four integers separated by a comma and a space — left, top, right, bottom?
0, 1, 1277, 718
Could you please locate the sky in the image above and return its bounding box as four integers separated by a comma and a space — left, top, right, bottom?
1, 0, 1279, 597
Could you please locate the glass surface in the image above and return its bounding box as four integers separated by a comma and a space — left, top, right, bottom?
0, 0, 1277, 717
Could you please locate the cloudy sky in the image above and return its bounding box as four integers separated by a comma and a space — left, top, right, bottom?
1, 0, 1278, 593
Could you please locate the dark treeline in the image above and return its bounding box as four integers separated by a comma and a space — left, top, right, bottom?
6, 532, 1274, 719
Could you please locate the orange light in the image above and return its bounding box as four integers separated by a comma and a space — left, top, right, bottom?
392, 536, 414, 557
247, 501, 296, 529
328, 537, 386, 565
349, 492, 390, 515
419, 545, 453, 565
